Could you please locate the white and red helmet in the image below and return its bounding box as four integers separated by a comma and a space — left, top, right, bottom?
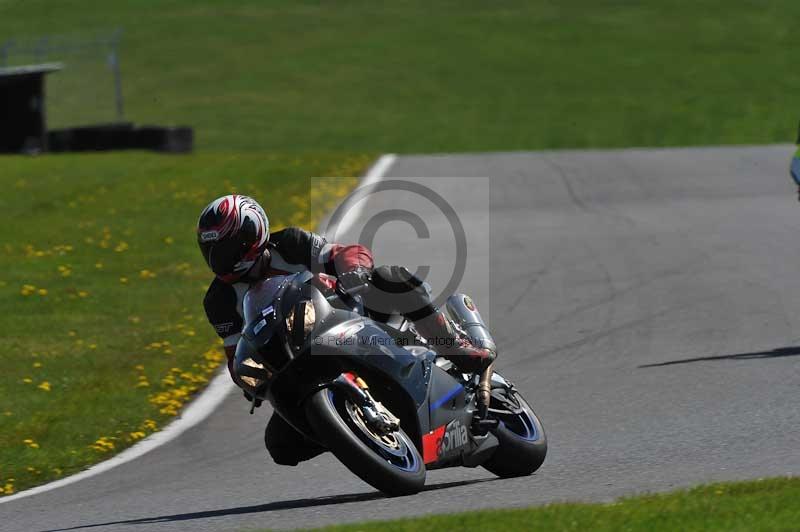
197, 195, 269, 283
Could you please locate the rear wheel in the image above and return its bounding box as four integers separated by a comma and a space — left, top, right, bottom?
305, 387, 426, 496
482, 387, 547, 478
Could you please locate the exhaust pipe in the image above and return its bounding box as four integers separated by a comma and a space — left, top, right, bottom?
445, 294, 496, 418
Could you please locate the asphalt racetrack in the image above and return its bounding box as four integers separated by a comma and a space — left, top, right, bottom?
4, 145, 800, 531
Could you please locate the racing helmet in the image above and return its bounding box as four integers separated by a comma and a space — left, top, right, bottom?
197, 195, 269, 283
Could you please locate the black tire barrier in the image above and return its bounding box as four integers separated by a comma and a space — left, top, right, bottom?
47, 123, 193, 153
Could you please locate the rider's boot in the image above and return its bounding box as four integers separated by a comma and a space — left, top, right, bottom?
414, 309, 496, 373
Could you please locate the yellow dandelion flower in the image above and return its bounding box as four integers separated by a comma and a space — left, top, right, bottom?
134, 364, 145, 370
33, 362, 42, 368
37, 288, 48, 296
78, 291, 89, 298
89, 437, 116, 452
119, 277, 129, 284
88, 344, 97, 349
143, 419, 157, 430
130, 431, 146, 440
164, 236, 174, 245
95, 262, 104, 269
22, 377, 32, 384
129, 316, 141, 324
114, 242, 129, 252
136, 381, 150, 388
37, 381, 51, 392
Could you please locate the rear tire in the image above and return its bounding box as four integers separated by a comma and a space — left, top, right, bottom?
482, 389, 547, 478
305, 388, 426, 496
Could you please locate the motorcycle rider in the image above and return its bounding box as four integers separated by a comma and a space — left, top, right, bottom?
198, 194, 495, 465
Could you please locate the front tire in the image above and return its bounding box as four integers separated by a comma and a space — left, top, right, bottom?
482, 388, 547, 478
305, 388, 426, 496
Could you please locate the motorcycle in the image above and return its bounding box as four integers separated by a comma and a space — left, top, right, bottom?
234, 271, 547, 496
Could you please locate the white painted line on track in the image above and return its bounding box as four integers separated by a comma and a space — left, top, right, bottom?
0, 154, 396, 505
325, 153, 396, 238
0, 368, 234, 504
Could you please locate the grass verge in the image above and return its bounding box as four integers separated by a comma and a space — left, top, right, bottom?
0, 1, 797, 152
288, 477, 800, 532
0, 152, 369, 496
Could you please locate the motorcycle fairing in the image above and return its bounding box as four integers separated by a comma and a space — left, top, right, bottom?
237, 273, 501, 468
414, 363, 486, 467
315, 317, 432, 406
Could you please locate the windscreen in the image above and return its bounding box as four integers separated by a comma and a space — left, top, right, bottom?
242, 274, 299, 326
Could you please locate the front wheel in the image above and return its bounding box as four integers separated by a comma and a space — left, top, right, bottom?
305, 388, 426, 496
482, 387, 547, 478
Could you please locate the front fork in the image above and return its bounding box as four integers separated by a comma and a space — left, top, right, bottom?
329, 372, 400, 434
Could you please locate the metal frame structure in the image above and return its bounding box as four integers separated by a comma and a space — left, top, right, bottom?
0, 29, 124, 121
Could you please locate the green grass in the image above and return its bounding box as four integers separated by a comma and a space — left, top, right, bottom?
286, 477, 800, 532
0, 0, 797, 152
0, 152, 369, 496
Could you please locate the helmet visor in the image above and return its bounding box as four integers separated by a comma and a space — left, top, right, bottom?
200, 238, 248, 278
